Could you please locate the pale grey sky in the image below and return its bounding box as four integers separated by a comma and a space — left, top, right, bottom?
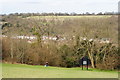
0, 0, 119, 14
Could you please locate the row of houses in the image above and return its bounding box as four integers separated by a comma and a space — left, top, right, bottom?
80, 37, 111, 43
1, 35, 65, 43
2, 35, 111, 44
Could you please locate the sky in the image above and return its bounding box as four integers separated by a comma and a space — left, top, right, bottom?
0, 0, 119, 14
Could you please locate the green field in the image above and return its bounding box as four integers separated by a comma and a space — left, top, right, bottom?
2, 63, 118, 78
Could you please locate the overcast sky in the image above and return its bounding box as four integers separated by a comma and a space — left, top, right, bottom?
0, 0, 119, 14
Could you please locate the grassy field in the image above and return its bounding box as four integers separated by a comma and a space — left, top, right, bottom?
2, 63, 118, 78
26, 15, 112, 20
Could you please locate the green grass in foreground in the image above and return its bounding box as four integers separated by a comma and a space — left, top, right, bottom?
2, 63, 118, 78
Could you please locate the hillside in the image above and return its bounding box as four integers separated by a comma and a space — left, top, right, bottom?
1, 15, 119, 70
1, 15, 118, 43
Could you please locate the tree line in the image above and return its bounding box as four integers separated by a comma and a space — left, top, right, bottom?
0, 12, 118, 17
2, 36, 119, 70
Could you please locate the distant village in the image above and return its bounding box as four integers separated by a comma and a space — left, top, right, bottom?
1, 35, 111, 44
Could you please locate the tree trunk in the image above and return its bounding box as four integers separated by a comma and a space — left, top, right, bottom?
90, 57, 95, 68
88, 51, 95, 68
10, 40, 14, 64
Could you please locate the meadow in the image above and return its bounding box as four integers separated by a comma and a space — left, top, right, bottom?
2, 63, 118, 78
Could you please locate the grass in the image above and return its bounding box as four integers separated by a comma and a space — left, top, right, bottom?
1, 63, 118, 78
